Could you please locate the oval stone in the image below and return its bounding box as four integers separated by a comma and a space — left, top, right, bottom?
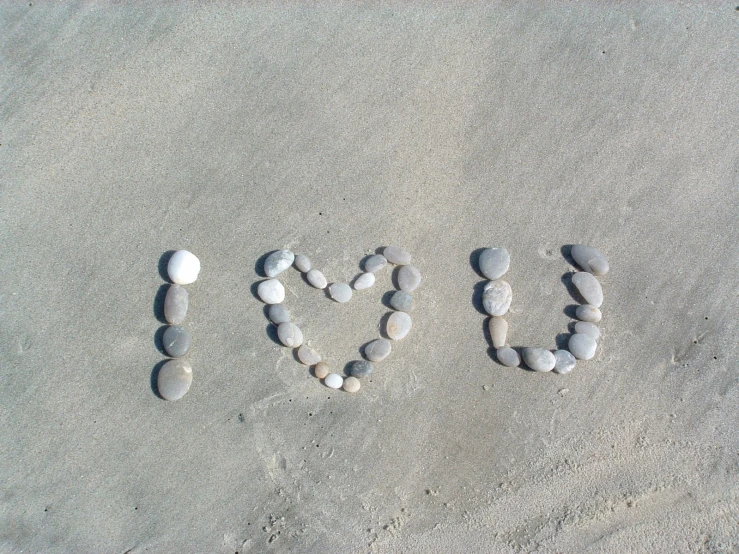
569, 333, 597, 360
306, 269, 327, 289
576, 304, 602, 323
398, 265, 422, 292
314, 361, 330, 379
264, 250, 295, 278
574, 321, 600, 340
163, 325, 191, 358
496, 347, 521, 367
343, 376, 361, 393
293, 254, 311, 273
572, 272, 603, 308
158, 359, 193, 401
553, 349, 576, 374
257, 279, 285, 304
268, 304, 291, 325
483, 280, 512, 316
277, 322, 303, 348
489, 317, 508, 348
297, 344, 321, 365
167, 250, 201, 285
365, 338, 392, 362
479, 247, 510, 280
522, 348, 556, 372
386, 312, 412, 340
571, 244, 609, 276
164, 284, 189, 325
324, 373, 343, 389
329, 283, 352, 303
364, 254, 388, 273
353, 272, 375, 290
383, 246, 412, 265
349, 360, 373, 378
389, 291, 414, 313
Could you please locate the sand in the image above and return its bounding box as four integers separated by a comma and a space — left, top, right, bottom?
1, 3, 737, 552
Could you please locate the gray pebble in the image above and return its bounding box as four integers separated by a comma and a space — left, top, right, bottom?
364, 254, 388, 273
479, 247, 510, 280
571, 244, 609, 276
353, 272, 375, 290
389, 291, 414, 313
572, 272, 603, 308
553, 350, 576, 374
569, 333, 597, 360
163, 325, 191, 358
383, 246, 412, 265
398, 265, 422, 292
365, 338, 392, 362
158, 359, 192, 401
257, 279, 285, 304
329, 283, 352, 303
306, 269, 327, 289
268, 304, 291, 325
489, 317, 508, 348
576, 304, 602, 323
349, 360, 374, 378
264, 250, 295, 278
574, 321, 600, 340
294, 254, 311, 273
277, 322, 303, 348
482, 280, 512, 316
297, 344, 321, 365
522, 348, 556, 372
164, 284, 189, 325
386, 312, 412, 340
497, 347, 520, 367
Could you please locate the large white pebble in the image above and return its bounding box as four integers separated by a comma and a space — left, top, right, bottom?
398, 265, 422, 292
483, 280, 512, 316
277, 322, 303, 348
479, 247, 510, 280
167, 250, 201, 285
264, 250, 294, 278
571, 244, 609, 276
157, 359, 193, 401
384, 246, 412, 265
293, 254, 311, 273
576, 304, 602, 323
297, 344, 321, 365
353, 273, 375, 290
522, 348, 556, 372
496, 347, 520, 367
574, 321, 600, 340
324, 373, 343, 389
364, 254, 387, 273
365, 338, 392, 362
553, 350, 576, 374
257, 279, 285, 304
329, 283, 352, 303
386, 312, 412, 340
306, 269, 327, 289
572, 272, 603, 308
569, 333, 597, 360
489, 317, 508, 348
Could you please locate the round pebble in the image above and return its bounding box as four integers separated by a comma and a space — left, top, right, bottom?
383, 246, 412, 265
324, 373, 343, 389
496, 347, 520, 367
397, 265, 422, 292
257, 279, 285, 304
571, 244, 609, 276
162, 325, 191, 358
167, 250, 201, 285
277, 322, 303, 348
479, 247, 510, 280
353, 272, 375, 290
389, 291, 414, 313
365, 338, 392, 362
157, 359, 193, 401
329, 283, 353, 303
483, 280, 513, 316
293, 254, 312, 273
343, 376, 361, 393
574, 321, 600, 340
364, 254, 388, 273
268, 304, 291, 325
349, 360, 373, 377
576, 304, 602, 323
489, 317, 508, 349
553, 349, 576, 374
569, 333, 597, 360
297, 344, 321, 365
314, 361, 330, 379
386, 312, 412, 340
572, 272, 603, 308
306, 269, 327, 289
264, 250, 295, 278
164, 284, 189, 325
522, 348, 556, 372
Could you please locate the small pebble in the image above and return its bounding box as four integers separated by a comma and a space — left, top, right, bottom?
522, 348, 556, 372
329, 283, 352, 303
268, 304, 291, 325
569, 333, 597, 360
277, 322, 303, 348
497, 347, 520, 367
483, 280, 512, 316
264, 250, 295, 278
294, 254, 312, 273
164, 284, 189, 325
297, 344, 321, 365
489, 317, 508, 348
383, 246, 412, 265
571, 244, 609, 276
397, 265, 422, 292
576, 304, 602, 323
324, 373, 343, 389
349, 360, 373, 377
479, 247, 510, 280
553, 350, 576, 374
353, 272, 375, 290
574, 321, 600, 340
314, 362, 330, 379
167, 250, 201, 285
364, 254, 388, 273
307, 269, 327, 289
572, 272, 603, 308
389, 291, 414, 313
158, 359, 193, 401
386, 312, 412, 340
365, 338, 392, 362
343, 376, 361, 393
257, 279, 285, 304
163, 325, 191, 358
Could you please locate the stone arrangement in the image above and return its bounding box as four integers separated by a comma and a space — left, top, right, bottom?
257, 246, 420, 393
157, 250, 200, 400
478, 244, 609, 374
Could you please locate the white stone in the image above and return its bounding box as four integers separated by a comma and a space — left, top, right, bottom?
277, 322, 303, 348
571, 244, 609, 276
268, 304, 290, 324
306, 269, 327, 289
157, 359, 193, 401
365, 338, 392, 362
497, 347, 520, 367
167, 250, 201, 285
576, 304, 602, 323
324, 373, 343, 389
257, 279, 285, 304
569, 333, 597, 360
364, 254, 387, 273
483, 280, 512, 316
553, 350, 576, 374
572, 272, 603, 308
383, 246, 411, 265
329, 283, 352, 303
353, 272, 375, 290
343, 376, 361, 393
489, 317, 508, 348
479, 248, 510, 280
264, 250, 295, 278
386, 312, 412, 340
522, 348, 556, 372
297, 344, 321, 365
574, 321, 600, 340
398, 265, 422, 292
294, 254, 311, 273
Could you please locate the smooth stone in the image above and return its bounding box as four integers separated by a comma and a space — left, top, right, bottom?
343, 376, 361, 393
575, 321, 601, 340
158, 359, 193, 401
162, 325, 191, 358
572, 272, 603, 308
164, 284, 189, 325
553, 350, 576, 375
257, 279, 285, 304
306, 269, 327, 289
386, 312, 412, 340
482, 280, 513, 316
353, 272, 375, 290
293, 254, 311, 273
397, 265, 422, 292
383, 246, 412, 265
576, 304, 602, 323
167, 250, 201, 285
264, 250, 295, 278
329, 283, 352, 303
479, 247, 510, 280
571, 244, 610, 276
277, 322, 303, 348
297, 344, 321, 365
364, 338, 392, 362
364, 254, 388, 273
324, 373, 343, 389
349, 360, 373, 378
268, 304, 291, 325
489, 317, 508, 349
496, 347, 521, 367
522, 348, 556, 372
314, 362, 330, 379
569, 333, 597, 360
389, 291, 414, 313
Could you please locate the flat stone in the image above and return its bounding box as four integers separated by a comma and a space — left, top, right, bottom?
349, 360, 373, 378
163, 325, 191, 358
553, 350, 576, 374
389, 291, 414, 313
343, 376, 361, 393
364, 254, 388, 273
575, 321, 600, 340
497, 347, 521, 367
353, 272, 375, 290
268, 304, 291, 325
571, 244, 609, 276
483, 280, 513, 316
329, 283, 352, 303
314, 361, 330, 379
293, 254, 311, 273
297, 344, 321, 365
158, 359, 193, 401
167, 250, 201, 285
383, 246, 412, 265
364, 338, 392, 362
489, 317, 508, 348
257, 279, 285, 304
306, 269, 327, 289
572, 272, 603, 308
569, 333, 597, 360
576, 304, 602, 323
479, 247, 510, 280
324, 373, 343, 389
386, 312, 412, 340
164, 284, 189, 325
277, 322, 303, 348
264, 250, 295, 278
398, 265, 422, 292
522, 348, 556, 372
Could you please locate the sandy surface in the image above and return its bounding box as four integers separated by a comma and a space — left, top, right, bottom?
1, 3, 738, 553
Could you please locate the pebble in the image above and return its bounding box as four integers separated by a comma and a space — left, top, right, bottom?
522, 348, 556, 372
383, 246, 412, 265
349, 360, 373, 377
314, 362, 330, 379
324, 373, 343, 389
386, 312, 412, 340
343, 376, 361, 393
157, 359, 193, 401
571, 244, 609, 276
569, 333, 597, 360
264, 250, 295, 278
553, 350, 576, 374
489, 317, 508, 348
353, 272, 375, 290
294, 254, 311, 273
574, 321, 601, 340
257, 279, 285, 304
268, 304, 291, 325
572, 272, 603, 308
576, 304, 602, 323
479, 247, 510, 280
306, 269, 327, 289
496, 347, 521, 367
329, 283, 352, 303
364, 338, 392, 362
164, 284, 189, 325
163, 325, 192, 358
398, 265, 422, 292
389, 291, 414, 313
483, 280, 513, 316
167, 250, 201, 285
277, 322, 303, 348
364, 254, 388, 273
297, 344, 321, 365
